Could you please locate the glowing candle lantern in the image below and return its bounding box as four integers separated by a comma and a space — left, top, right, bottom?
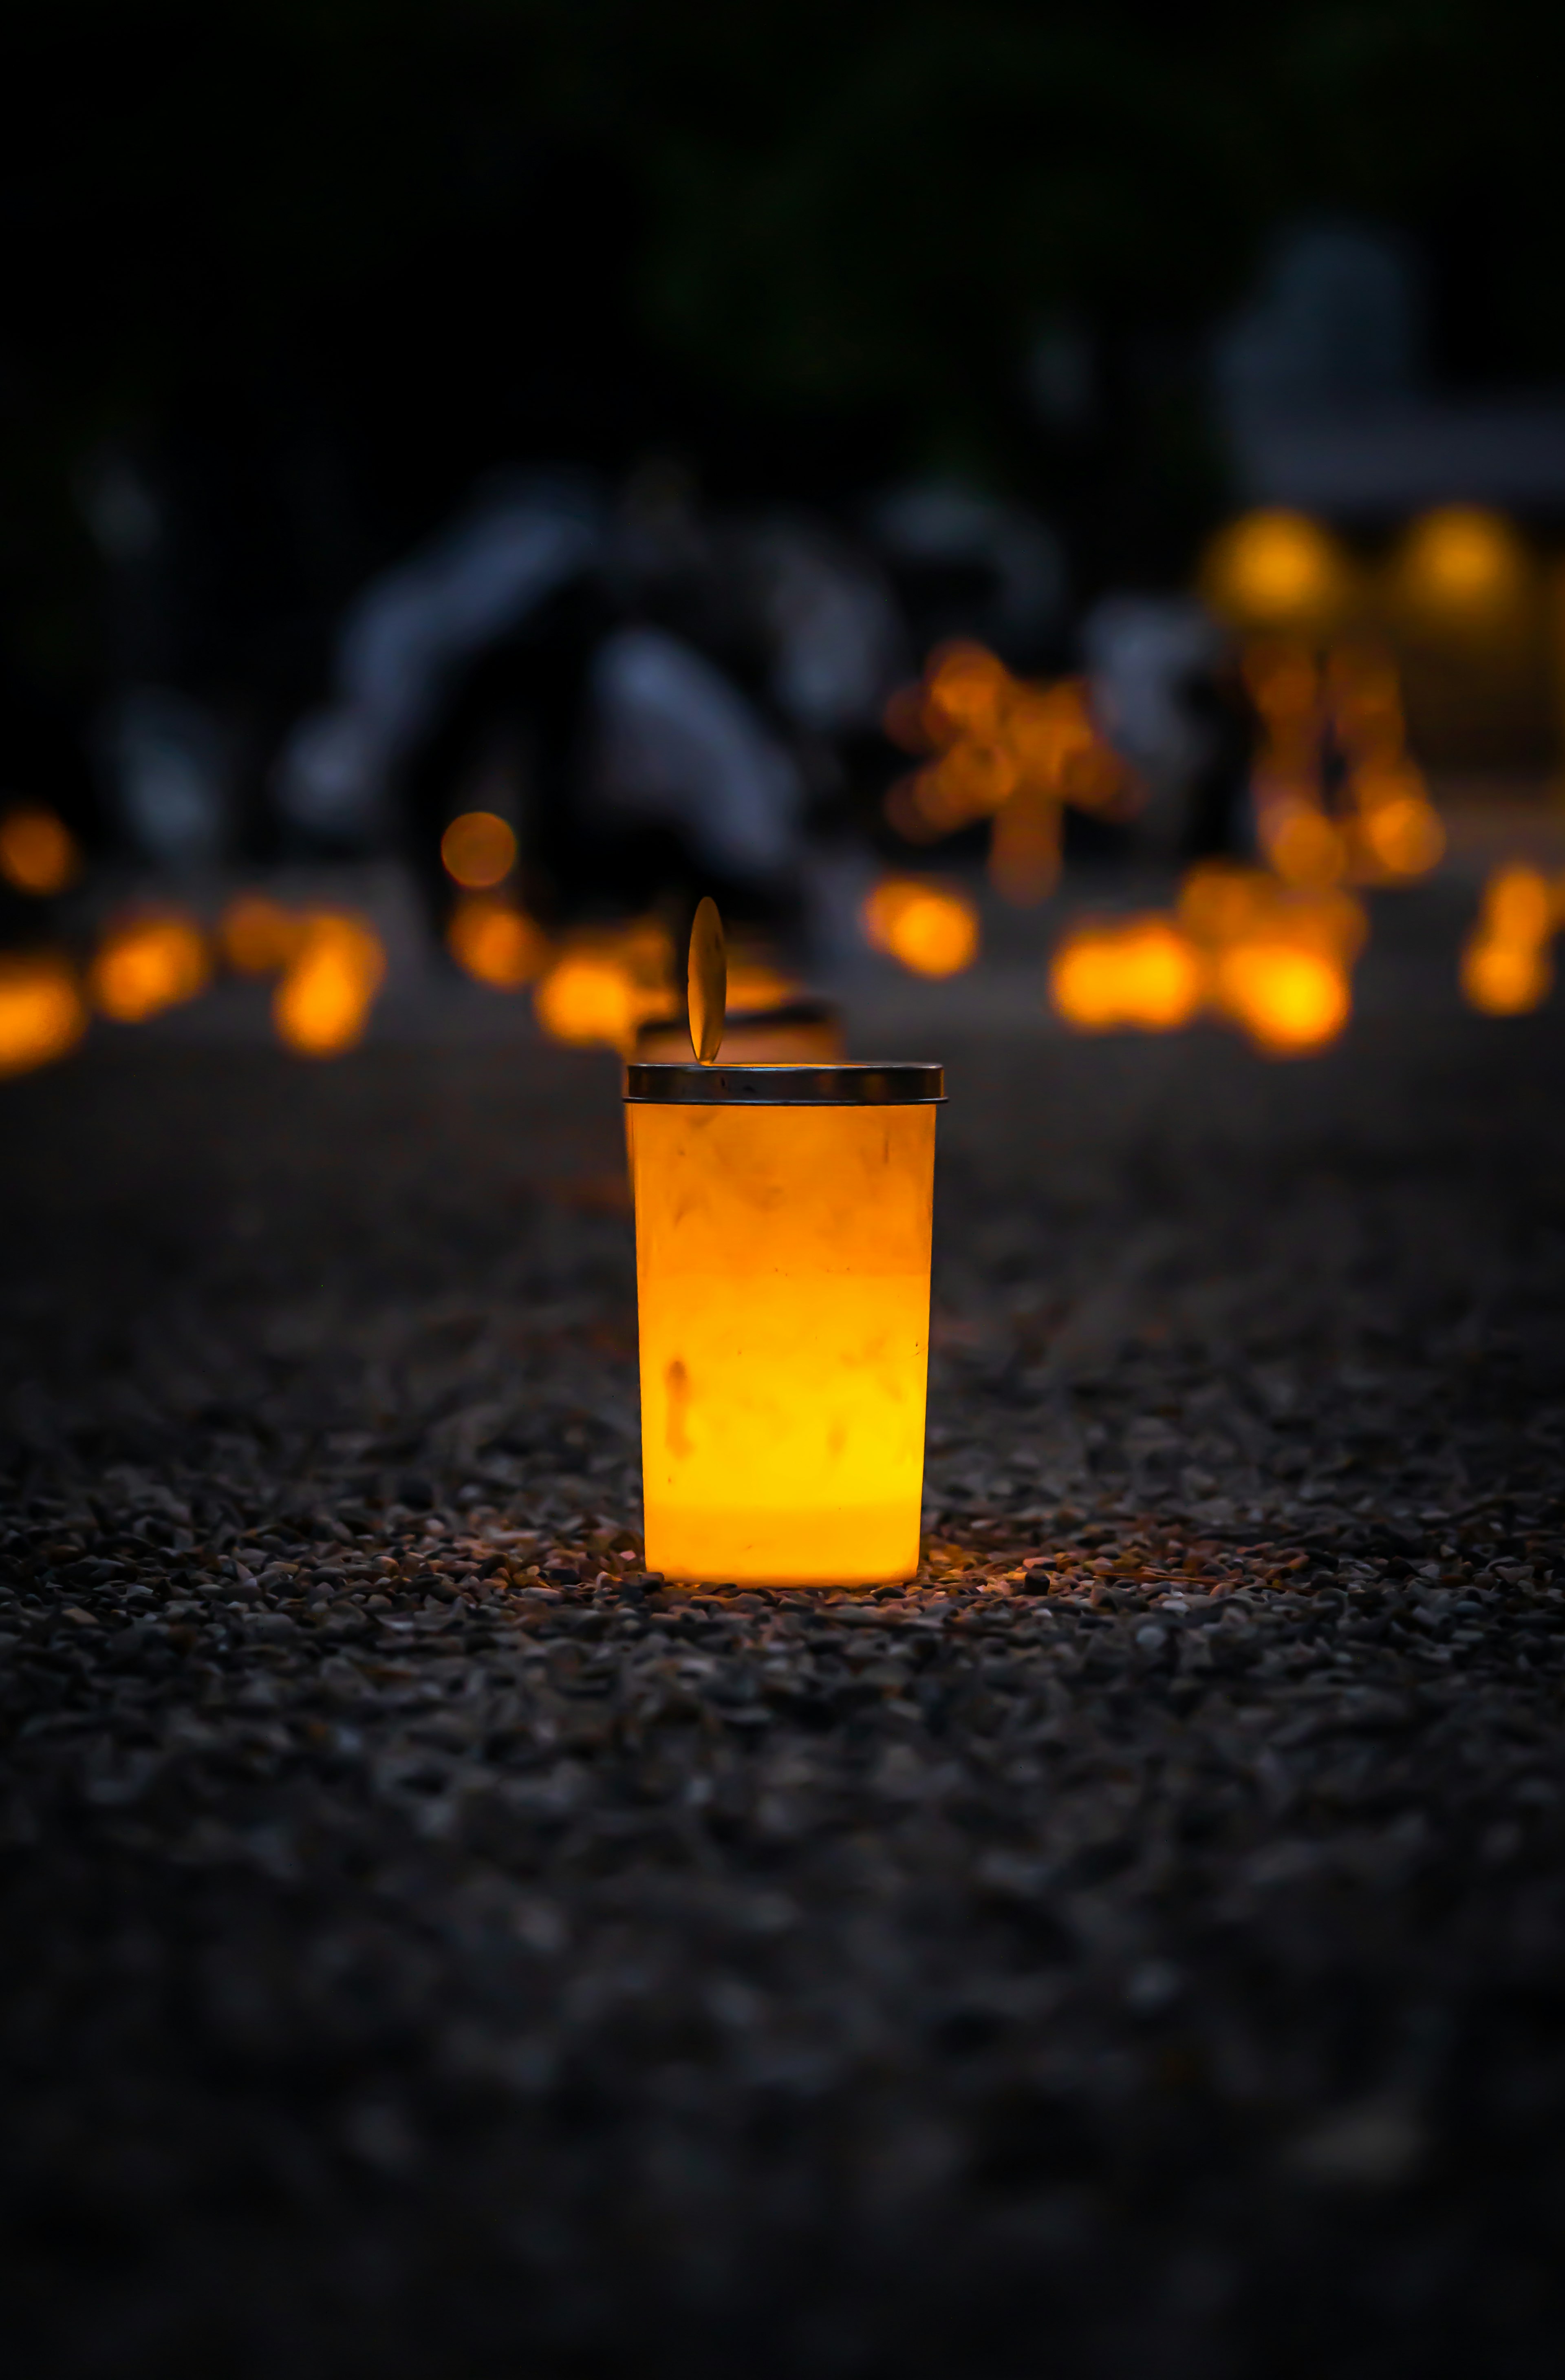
626, 1059, 942, 1586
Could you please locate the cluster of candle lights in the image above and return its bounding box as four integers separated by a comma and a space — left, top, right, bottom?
0, 637, 1556, 1082
884, 641, 1129, 905
1051, 868, 1363, 1055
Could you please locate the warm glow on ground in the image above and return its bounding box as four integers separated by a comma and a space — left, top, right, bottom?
0, 807, 82, 897
90, 914, 210, 1022
440, 810, 518, 890
219, 895, 306, 974
447, 896, 549, 989
1049, 917, 1206, 1033
861, 879, 980, 977
0, 952, 88, 1074
1204, 512, 1347, 626
273, 914, 386, 1055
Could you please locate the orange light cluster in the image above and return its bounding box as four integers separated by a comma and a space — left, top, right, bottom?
1184, 863, 1364, 1055
1460, 864, 1563, 1016
0, 951, 88, 1075
90, 912, 211, 1022
1049, 915, 1205, 1033
861, 878, 980, 978
534, 919, 675, 1053
884, 643, 1128, 904
273, 914, 386, 1055
0, 806, 82, 897
447, 896, 550, 990
441, 810, 518, 891
1049, 864, 1363, 1057
1245, 639, 1445, 890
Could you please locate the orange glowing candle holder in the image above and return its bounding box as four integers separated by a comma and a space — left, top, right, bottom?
625, 1059, 942, 1587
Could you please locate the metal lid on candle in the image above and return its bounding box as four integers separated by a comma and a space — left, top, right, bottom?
624, 1059, 944, 1105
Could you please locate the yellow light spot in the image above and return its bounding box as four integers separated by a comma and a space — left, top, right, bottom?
273, 914, 385, 1056
1461, 933, 1552, 1016
447, 896, 549, 989
0, 807, 81, 897
1213, 941, 1351, 1055
440, 810, 517, 890
1049, 917, 1206, 1033
219, 894, 306, 975
0, 952, 88, 1074
1203, 512, 1347, 627
860, 879, 979, 977
1399, 507, 1525, 612
90, 914, 210, 1022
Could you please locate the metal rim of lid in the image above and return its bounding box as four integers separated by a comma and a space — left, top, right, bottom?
624, 1059, 944, 1105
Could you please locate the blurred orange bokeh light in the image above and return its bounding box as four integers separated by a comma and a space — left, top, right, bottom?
1462, 935, 1551, 1016
90, 914, 210, 1022
441, 811, 518, 890
861, 879, 980, 978
1213, 941, 1351, 1055
447, 896, 549, 989
1204, 512, 1347, 626
1049, 917, 1206, 1033
273, 914, 386, 1055
0, 952, 88, 1074
0, 806, 81, 897
220, 894, 306, 974
1399, 507, 1525, 612
535, 949, 644, 1050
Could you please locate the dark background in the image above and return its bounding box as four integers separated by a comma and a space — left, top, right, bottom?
3, 0, 1564, 726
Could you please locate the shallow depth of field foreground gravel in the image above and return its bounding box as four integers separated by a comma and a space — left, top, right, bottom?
6, 930, 1565, 2380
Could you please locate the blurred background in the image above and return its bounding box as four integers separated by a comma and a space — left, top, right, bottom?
5, 0, 1565, 1066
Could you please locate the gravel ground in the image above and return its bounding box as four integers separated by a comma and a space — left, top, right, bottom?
5, 921, 1565, 2380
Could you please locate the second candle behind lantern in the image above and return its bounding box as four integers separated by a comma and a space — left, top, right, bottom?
626, 1063, 941, 1587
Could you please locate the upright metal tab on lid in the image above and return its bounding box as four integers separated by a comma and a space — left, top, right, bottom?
624, 1060, 944, 1105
